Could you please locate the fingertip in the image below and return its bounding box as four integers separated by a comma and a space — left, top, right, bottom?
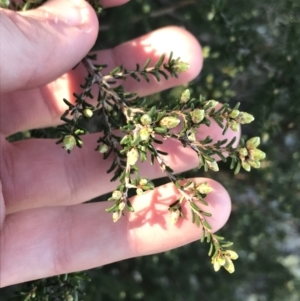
127, 177, 231, 256
200, 178, 232, 232
164, 26, 203, 82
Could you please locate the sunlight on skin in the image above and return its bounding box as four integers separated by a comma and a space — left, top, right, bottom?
1, 178, 230, 287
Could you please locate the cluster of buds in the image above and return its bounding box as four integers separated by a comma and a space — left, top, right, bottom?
228, 109, 254, 132
135, 178, 154, 196
111, 190, 125, 222
212, 250, 239, 273
239, 137, 266, 171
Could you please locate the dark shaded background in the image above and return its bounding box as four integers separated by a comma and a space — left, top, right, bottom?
1, 0, 300, 300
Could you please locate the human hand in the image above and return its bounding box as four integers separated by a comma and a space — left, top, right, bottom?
0, 0, 235, 287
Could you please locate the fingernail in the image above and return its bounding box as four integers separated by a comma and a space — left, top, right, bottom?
40, 0, 93, 33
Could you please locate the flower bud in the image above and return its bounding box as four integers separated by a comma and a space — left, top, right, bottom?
247, 159, 261, 169
159, 116, 180, 129
239, 112, 254, 124
112, 190, 122, 200
187, 131, 196, 142
238, 147, 248, 157
170, 209, 180, 224
225, 250, 239, 260
112, 211, 122, 223
228, 120, 239, 132
180, 89, 191, 103
213, 260, 221, 272
127, 148, 139, 165
229, 109, 240, 118
136, 187, 143, 196
246, 136, 260, 149
65, 294, 74, 301
139, 178, 148, 186
196, 183, 213, 194
249, 148, 266, 161
98, 143, 108, 153
224, 258, 235, 273
63, 135, 76, 151
190, 109, 205, 124
83, 108, 93, 118
139, 128, 151, 141
118, 201, 126, 211
217, 256, 226, 266
205, 100, 218, 109
140, 114, 152, 126
242, 161, 251, 172
207, 160, 219, 172
174, 61, 190, 73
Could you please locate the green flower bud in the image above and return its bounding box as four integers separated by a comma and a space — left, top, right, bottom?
141, 181, 155, 191
229, 109, 240, 118
213, 260, 221, 272
98, 143, 108, 153
242, 161, 251, 172
154, 127, 167, 134
118, 201, 126, 211
120, 135, 130, 145
127, 148, 139, 165
170, 209, 180, 224
225, 250, 239, 260
136, 187, 144, 196
238, 147, 248, 157
224, 258, 235, 273
205, 100, 218, 109
247, 159, 261, 169
190, 109, 205, 124
63, 135, 76, 151
112, 211, 122, 223
65, 294, 74, 301
249, 148, 266, 161
217, 256, 226, 266
207, 160, 219, 172
239, 112, 255, 124
174, 61, 190, 73
196, 182, 213, 194
112, 190, 122, 200
159, 116, 180, 129
139, 178, 148, 186
187, 131, 196, 142
139, 128, 151, 141
140, 114, 152, 126
228, 120, 239, 132
83, 108, 93, 118
180, 89, 191, 103
246, 136, 260, 149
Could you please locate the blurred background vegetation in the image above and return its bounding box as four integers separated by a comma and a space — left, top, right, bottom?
1, 0, 300, 300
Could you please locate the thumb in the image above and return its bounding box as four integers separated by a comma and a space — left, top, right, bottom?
0, 0, 99, 94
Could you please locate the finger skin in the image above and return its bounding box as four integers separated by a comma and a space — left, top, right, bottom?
0, 178, 231, 287
0, 26, 202, 136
